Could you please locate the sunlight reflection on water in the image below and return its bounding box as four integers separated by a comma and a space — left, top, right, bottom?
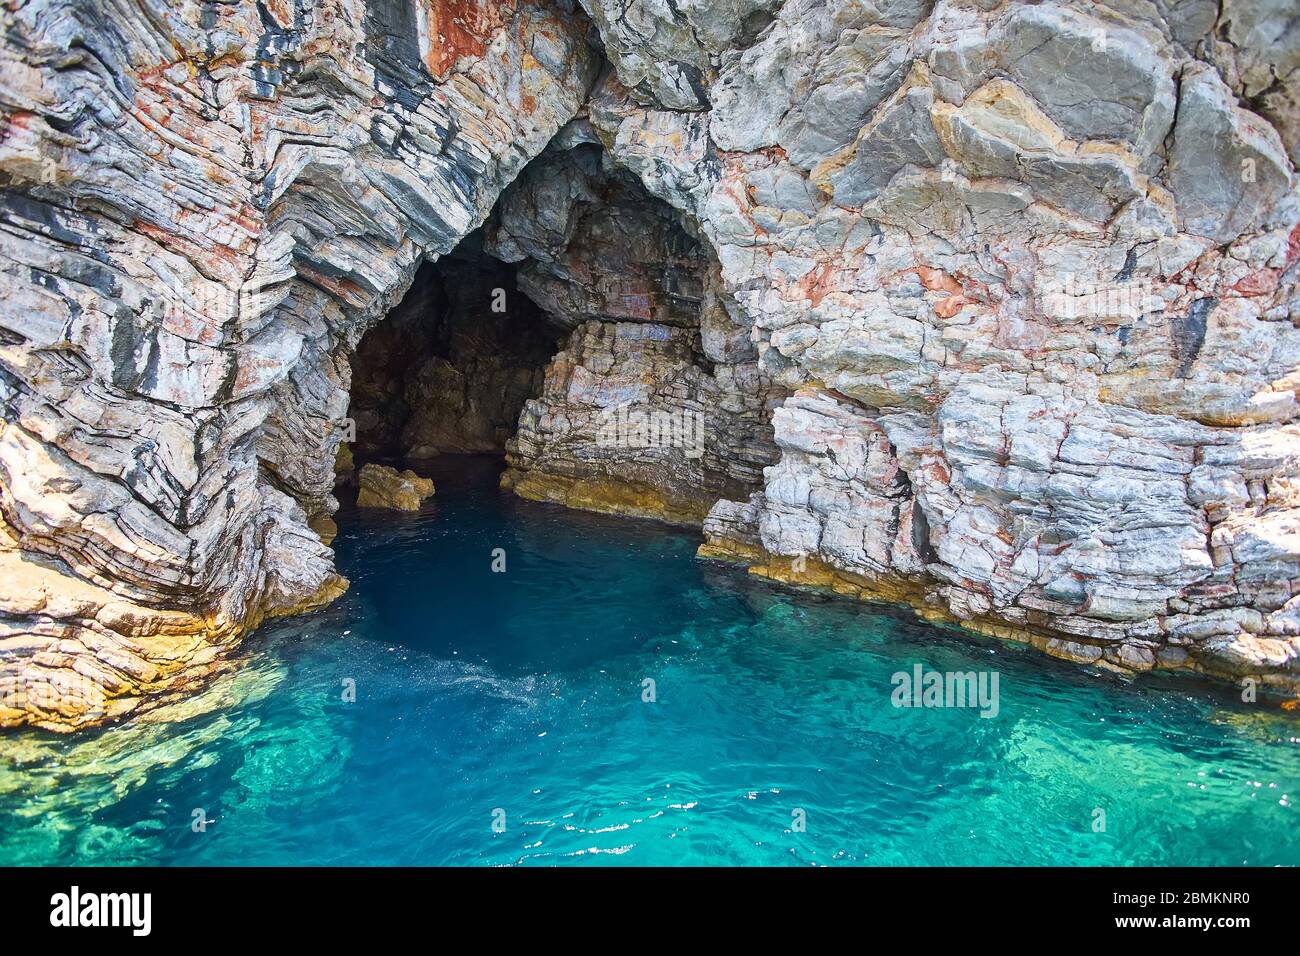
1, 456, 1298, 866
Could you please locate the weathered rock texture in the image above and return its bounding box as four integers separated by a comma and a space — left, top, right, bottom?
502, 315, 782, 522
0, 0, 596, 728
487, 139, 707, 329
355, 463, 434, 511
579, 0, 1300, 690
488, 136, 784, 520
2, 0, 1299, 729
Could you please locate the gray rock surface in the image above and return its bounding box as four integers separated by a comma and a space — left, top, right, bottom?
2, 0, 1299, 728
0, 0, 596, 728
584, 0, 1300, 688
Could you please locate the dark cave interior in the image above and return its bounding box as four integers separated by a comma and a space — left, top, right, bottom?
346, 233, 560, 460
345, 138, 712, 467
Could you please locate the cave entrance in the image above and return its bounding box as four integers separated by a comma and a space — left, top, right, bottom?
346, 233, 559, 461
342, 135, 714, 484
340, 137, 775, 522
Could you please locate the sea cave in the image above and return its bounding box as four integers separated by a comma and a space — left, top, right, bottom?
0, 0, 1298, 884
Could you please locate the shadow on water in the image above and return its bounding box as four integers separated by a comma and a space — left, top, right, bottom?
1, 455, 1297, 866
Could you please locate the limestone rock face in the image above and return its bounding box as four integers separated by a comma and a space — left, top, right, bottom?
486, 140, 707, 329
3, 0, 1300, 729
489, 137, 784, 522
355, 464, 435, 511
504, 317, 779, 523
0, 0, 596, 727
581, 0, 1300, 689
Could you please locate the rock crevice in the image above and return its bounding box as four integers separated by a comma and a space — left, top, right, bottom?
2, 0, 1299, 729
0, 0, 596, 729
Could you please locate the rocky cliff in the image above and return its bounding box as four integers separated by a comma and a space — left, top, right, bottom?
1, 0, 1298, 729
0, 0, 596, 729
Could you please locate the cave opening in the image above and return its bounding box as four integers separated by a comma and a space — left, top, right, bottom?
346, 234, 559, 463
340, 137, 778, 520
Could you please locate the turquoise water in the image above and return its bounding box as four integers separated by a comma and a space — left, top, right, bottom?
2, 456, 1298, 866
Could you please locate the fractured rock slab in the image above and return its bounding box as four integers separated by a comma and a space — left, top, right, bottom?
355, 464, 435, 512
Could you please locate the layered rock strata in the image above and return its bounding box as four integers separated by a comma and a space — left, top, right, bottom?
0, 0, 596, 728
2, 0, 1300, 729
581, 0, 1300, 689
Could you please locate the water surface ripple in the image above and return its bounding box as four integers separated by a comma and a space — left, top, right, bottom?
2, 456, 1297, 866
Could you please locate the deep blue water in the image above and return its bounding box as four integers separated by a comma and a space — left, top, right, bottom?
2, 456, 1298, 866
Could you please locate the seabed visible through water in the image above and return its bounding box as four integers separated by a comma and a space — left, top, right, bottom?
1, 456, 1297, 866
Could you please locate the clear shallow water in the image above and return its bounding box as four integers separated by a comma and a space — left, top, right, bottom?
2, 456, 1298, 866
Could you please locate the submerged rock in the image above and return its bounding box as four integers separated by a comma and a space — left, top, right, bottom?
355, 465, 435, 512
0, 0, 596, 728
1, 0, 1298, 727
